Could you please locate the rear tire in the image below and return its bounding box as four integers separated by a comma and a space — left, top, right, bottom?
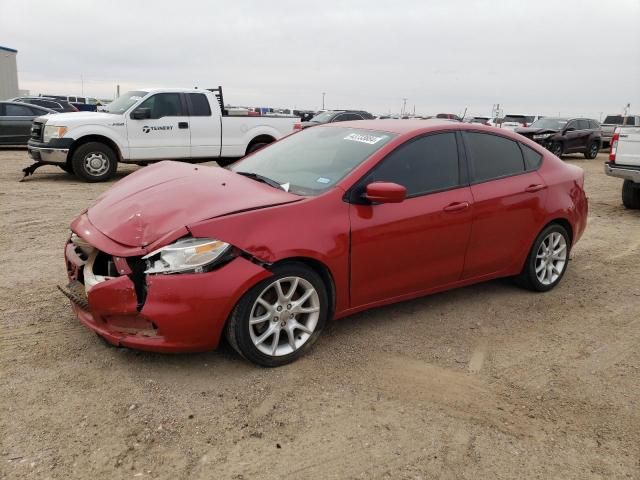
71, 142, 118, 182
245, 141, 269, 155
622, 180, 640, 209
584, 141, 599, 159
515, 224, 571, 292
225, 262, 328, 367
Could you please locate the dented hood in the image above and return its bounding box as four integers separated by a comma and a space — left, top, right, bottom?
87, 161, 300, 247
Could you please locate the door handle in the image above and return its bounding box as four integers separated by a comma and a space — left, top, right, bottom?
524, 184, 547, 193
443, 201, 470, 212
178, 122, 189, 129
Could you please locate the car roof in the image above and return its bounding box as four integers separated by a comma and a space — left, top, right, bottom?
0, 101, 56, 111
319, 118, 474, 135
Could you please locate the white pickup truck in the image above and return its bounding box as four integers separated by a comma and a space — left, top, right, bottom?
605, 126, 640, 209
25, 87, 300, 182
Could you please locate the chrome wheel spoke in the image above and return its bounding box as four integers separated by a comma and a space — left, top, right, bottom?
535, 231, 568, 286
249, 276, 321, 357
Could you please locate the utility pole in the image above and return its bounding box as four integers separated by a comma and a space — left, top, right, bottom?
322, 92, 326, 110
401, 98, 407, 116
81, 74, 84, 96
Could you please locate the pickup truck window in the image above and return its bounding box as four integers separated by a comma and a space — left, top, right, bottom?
104, 90, 148, 114
231, 127, 397, 196
187, 93, 211, 116
137, 93, 186, 119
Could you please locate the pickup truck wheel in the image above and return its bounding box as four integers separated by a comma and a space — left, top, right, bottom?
71, 142, 117, 182
515, 224, 570, 292
584, 142, 599, 159
58, 163, 74, 175
246, 142, 269, 155
224, 262, 328, 367
550, 142, 563, 157
622, 180, 640, 209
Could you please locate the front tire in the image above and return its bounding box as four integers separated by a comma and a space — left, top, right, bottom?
584, 141, 599, 159
550, 142, 563, 157
71, 142, 118, 182
622, 180, 640, 209
515, 224, 570, 292
225, 262, 328, 367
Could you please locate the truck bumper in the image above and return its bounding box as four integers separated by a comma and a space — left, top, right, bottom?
27, 138, 74, 165
604, 162, 640, 183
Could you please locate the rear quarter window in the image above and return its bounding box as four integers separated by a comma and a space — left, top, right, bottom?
521, 144, 543, 171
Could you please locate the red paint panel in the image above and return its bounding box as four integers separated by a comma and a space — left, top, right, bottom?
350, 187, 474, 307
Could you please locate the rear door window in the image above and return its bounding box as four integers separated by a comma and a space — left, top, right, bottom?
464, 132, 525, 183
5, 104, 34, 116
366, 132, 461, 196
187, 93, 212, 116
577, 120, 590, 130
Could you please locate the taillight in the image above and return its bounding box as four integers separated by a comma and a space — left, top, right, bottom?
609, 127, 620, 163
293, 123, 302, 131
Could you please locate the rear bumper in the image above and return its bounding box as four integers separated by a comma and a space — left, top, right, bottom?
27, 138, 73, 164
63, 236, 272, 353
604, 162, 640, 183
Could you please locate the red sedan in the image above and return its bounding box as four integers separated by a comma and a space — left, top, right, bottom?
62, 120, 588, 366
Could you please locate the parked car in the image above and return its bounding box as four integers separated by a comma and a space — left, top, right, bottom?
47, 95, 99, 112
59, 120, 587, 366
25, 86, 300, 181
500, 115, 539, 131
11, 96, 79, 113
516, 117, 602, 158
435, 113, 462, 121
299, 110, 374, 129
0, 102, 56, 145
467, 116, 490, 125
600, 114, 640, 148
605, 125, 640, 208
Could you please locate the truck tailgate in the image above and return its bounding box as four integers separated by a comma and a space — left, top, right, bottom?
615, 127, 640, 167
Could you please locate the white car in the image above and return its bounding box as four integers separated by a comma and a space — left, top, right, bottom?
605, 126, 640, 209
500, 115, 541, 131
25, 87, 300, 182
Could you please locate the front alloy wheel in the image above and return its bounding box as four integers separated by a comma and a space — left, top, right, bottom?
550, 142, 563, 157
225, 263, 328, 366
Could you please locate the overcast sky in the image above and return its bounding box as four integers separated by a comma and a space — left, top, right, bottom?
2, 0, 639, 118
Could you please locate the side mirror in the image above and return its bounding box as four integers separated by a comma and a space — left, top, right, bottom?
131, 108, 151, 120
564, 126, 575, 133
363, 182, 406, 204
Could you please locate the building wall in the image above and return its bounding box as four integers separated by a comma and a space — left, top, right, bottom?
0, 48, 19, 100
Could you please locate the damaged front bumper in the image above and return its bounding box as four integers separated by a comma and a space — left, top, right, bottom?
61, 216, 272, 353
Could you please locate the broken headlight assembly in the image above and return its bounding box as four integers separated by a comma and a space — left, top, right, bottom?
143, 238, 233, 274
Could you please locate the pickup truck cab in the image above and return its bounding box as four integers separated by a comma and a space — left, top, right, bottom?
605, 126, 640, 208
600, 114, 640, 148
26, 87, 299, 182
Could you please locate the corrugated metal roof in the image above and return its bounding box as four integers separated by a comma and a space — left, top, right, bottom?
0, 45, 18, 53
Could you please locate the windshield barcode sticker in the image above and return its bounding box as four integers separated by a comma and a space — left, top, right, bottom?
344, 133, 385, 145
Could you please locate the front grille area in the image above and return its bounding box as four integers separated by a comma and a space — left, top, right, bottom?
30, 121, 44, 141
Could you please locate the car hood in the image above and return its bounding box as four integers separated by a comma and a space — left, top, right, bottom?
37, 111, 119, 125
515, 127, 559, 135
87, 161, 301, 248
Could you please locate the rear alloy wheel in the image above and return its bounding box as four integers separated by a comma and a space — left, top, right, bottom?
225, 263, 328, 367
584, 141, 599, 159
516, 224, 570, 292
71, 142, 117, 182
246, 141, 269, 155
550, 142, 563, 157
622, 180, 640, 209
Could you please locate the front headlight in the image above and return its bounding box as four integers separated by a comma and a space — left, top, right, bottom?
43, 125, 68, 143
533, 133, 553, 140
143, 238, 231, 274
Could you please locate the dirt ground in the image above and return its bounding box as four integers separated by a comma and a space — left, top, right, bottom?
0, 149, 638, 480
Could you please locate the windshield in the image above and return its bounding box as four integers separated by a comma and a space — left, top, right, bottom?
230, 127, 396, 196
309, 111, 335, 123
603, 115, 633, 125
503, 115, 526, 123
529, 118, 568, 130
104, 90, 148, 114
